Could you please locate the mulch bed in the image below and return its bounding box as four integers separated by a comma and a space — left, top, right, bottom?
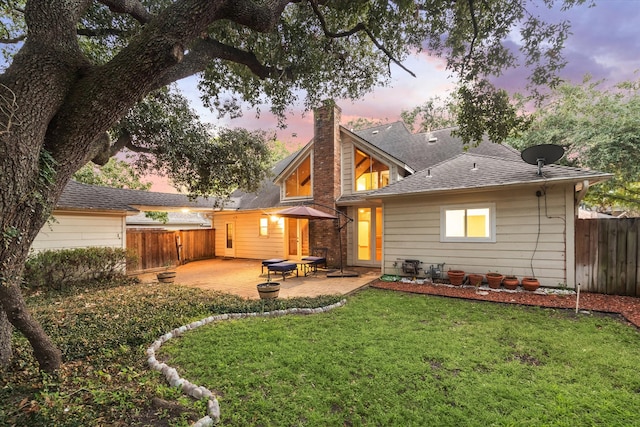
370, 280, 640, 328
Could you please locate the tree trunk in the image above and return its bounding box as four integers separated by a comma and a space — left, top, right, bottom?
0, 308, 11, 367
0, 273, 62, 373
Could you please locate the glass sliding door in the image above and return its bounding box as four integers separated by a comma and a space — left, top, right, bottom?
356, 207, 382, 265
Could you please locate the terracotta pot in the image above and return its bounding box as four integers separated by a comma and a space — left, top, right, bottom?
486, 272, 504, 289
157, 271, 176, 283
468, 273, 484, 287
503, 276, 519, 290
521, 277, 540, 292
257, 282, 280, 299
447, 270, 465, 286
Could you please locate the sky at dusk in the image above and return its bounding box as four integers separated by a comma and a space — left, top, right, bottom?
155, 0, 640, 192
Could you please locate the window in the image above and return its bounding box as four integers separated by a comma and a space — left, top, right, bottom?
440, 204, 495, 242
284, 155, 312, 198
354, 148, 389, 191
259, 217, 269, 237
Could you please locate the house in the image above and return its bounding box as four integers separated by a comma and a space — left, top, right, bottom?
211, 102, 609, 288
32, 180, 213, 252
126, 211, 212, 230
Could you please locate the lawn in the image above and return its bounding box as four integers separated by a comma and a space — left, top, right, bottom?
161, 289, 640, 426
2, 282, 639, 426
0, 279, 343, 426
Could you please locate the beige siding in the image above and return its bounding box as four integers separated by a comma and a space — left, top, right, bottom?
212, 211, 285, 259
32, 212, 126, 252
341, 136, 354, 196
382, 184, 575, 288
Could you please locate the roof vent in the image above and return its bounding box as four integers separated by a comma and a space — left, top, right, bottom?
372, 130, 379, 135
427, 135, 437, 143
426, 168, 432, 178
471, 162, 478, 171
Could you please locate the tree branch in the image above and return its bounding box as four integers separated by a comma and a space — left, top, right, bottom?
156, 37, 294, 88
77, 27, 130, 38
462, 0, 480, 77
109, 131, 132, 156
309, 0, 415, 77
124, 140, 154, 154
0, 35, 26, 44
97, 0, 153, 24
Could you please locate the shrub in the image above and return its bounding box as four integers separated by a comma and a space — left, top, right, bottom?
23, 247, 138, 291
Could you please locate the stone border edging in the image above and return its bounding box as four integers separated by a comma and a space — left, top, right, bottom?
146, 299, 348, 426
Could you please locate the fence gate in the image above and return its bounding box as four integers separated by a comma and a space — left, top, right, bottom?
127, 229, 215, 273
575, 218, 640, 296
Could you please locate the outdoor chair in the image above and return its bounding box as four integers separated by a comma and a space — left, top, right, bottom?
302, 247, 328, 272
267, 261, 298, 281
261, 258, 286, 274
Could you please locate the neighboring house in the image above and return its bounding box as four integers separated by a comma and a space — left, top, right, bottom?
212, 103, 610, 288
32, 180, 213, 252
127, 211, 212, 230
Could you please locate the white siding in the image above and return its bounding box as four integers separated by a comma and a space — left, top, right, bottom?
382, 183, 575, 288
32, 212, 126, 252
212, 211, 285, 259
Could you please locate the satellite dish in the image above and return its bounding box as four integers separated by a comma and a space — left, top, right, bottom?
521, 144, 564, 176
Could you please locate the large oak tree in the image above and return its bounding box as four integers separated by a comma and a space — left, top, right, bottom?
0, 0, 585, 372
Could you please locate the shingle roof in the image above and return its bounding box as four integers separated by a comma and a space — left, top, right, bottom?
225, 118, 608, 210
353, 123, 521, 171
366, 153, 612, 197
57, 180, 214, 212
226, 151, 305, 211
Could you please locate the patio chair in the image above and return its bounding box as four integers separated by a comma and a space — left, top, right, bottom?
302, 247, 328, 272
267, 261, 299, 281
261, 258, 286, 274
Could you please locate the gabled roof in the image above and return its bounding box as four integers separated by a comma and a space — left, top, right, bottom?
366, 153, 612, 198
225, 150, 303, 211
353, 123, 520, 171
57, 180, 213, 213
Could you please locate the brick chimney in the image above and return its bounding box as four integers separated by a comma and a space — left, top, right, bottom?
311, 101, 344, 268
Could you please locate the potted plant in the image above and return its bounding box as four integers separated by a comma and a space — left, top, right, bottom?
502, 275, 519, 290
486, 272, 504, 289
157, 263, 177, 283
257, 277, 280, 299
468, 273, 484, 288
447, 270, 465, 286
521, 277, 540, 291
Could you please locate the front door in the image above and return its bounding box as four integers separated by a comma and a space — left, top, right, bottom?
356, 207, 382, 265
287, 218, 309, 258
224, 222, 235, 258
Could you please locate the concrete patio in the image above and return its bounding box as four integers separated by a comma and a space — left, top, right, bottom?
135, 258, 381, 299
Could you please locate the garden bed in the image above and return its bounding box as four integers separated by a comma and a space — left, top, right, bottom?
370, 279, 640, 328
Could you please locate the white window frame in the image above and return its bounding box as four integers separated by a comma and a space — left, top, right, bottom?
440, 203, 496, 243
259, 217, 269, 237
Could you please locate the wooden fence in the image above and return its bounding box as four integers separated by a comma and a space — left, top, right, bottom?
126, 229, 215, 273
575, 218, 640, 296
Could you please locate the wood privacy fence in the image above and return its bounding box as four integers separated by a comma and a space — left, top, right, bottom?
575, 218, 640, 296
126, 229, 215, 273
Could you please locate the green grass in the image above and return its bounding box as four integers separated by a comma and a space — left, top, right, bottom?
0, 278, 343, 426
162, 290, 640, 426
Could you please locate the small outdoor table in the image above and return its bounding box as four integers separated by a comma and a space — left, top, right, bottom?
297, 260, 316, 277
